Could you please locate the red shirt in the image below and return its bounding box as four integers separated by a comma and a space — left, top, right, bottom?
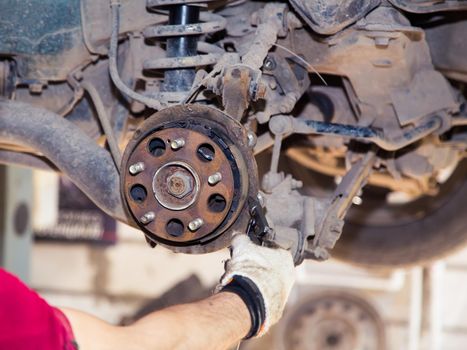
0, 268, 77, 350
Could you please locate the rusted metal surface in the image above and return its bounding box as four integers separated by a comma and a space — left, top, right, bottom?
390, 70, 457, 126
121, 104, 258, 253
257, 112, 377, 262
280, 6, 458, 137
143, 12, 226, 38
247, 3, 289, 56
222, 66, 251, 120
289, 0, 381, 35
124, 127, 236, 243
142, 3, 226, 99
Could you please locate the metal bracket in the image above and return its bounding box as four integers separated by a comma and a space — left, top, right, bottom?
246, 197, 271, 245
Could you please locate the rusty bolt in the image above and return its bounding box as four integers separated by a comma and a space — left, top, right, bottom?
374, 37, 390, 47
208, 172, 222, 186
29, 82, 44, 94
129, 162, 145, 175
188, 218, 204, 231
167, 171, 193, 199
264, 57, 276, 71
247, 131, 257, 148
170, 138, 185, 150
140, 211, 155, 224
256, 82, 267, 100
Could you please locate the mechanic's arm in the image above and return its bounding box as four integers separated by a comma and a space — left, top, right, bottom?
62, 291, 249, 350
62, 234, 295, 350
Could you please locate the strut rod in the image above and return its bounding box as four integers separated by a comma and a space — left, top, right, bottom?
268, 115, 443, 152
163, 4, 200, 92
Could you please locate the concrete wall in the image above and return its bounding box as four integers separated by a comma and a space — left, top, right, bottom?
31, 223, 228, 324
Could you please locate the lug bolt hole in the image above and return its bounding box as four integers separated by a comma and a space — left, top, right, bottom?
148, 138, 166, 157
130, 184, 147, 203
166, 219, 184, 237
208, 193, 226, 213
197, 143, 215, 162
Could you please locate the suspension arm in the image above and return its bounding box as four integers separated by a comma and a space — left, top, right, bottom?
307, 151, 377, 260
269, 115, 443, 152
0, 99, 126, 221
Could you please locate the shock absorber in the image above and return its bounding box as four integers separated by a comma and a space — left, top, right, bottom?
144, 0, 227, 99
165, 5, 200, 92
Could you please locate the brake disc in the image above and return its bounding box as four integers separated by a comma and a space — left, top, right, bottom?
121, 104, 258, 253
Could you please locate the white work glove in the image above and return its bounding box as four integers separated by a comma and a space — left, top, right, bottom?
218, 234, 295, 338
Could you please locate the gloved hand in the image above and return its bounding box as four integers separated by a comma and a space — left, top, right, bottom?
218, 233, 295, 338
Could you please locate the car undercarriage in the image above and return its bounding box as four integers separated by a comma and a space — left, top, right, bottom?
0, 0, 466, 267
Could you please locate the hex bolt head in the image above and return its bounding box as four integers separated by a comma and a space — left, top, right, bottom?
140, 211, 155, 224
208, 172, 222, 186
129, 162, 145, 175
170, 138, 185, 150
188, 218, 204, 232
352, 196, 363, 206
167, 171, 194, 198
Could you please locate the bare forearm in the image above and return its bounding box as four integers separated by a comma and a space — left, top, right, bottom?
128, 292, 250, 350
63, 292, 250, 350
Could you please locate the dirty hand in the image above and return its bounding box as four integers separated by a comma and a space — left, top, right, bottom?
219, 234, 295, 338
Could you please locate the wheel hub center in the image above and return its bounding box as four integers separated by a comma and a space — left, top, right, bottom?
153, 161, 200, 210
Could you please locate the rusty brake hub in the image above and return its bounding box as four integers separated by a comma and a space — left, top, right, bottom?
121, 104, 258, 253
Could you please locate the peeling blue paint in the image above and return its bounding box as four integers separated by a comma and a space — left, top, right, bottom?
0, 0, 81, 55
0, 0, 88, 80
304, 120, 378, 139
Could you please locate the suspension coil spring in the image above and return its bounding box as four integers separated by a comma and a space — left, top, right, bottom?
143, 0, 227, 96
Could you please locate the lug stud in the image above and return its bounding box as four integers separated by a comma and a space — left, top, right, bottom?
170, 138, 185, 150
129, 162, 145, 175
140, 211, 155, 224
208, 172, 222, 186
188, 218, 204, 231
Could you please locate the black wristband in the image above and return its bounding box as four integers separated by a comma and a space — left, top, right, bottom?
220, 275, 266, 339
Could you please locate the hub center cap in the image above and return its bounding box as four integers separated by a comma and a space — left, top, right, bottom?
153, 161, 200, 211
